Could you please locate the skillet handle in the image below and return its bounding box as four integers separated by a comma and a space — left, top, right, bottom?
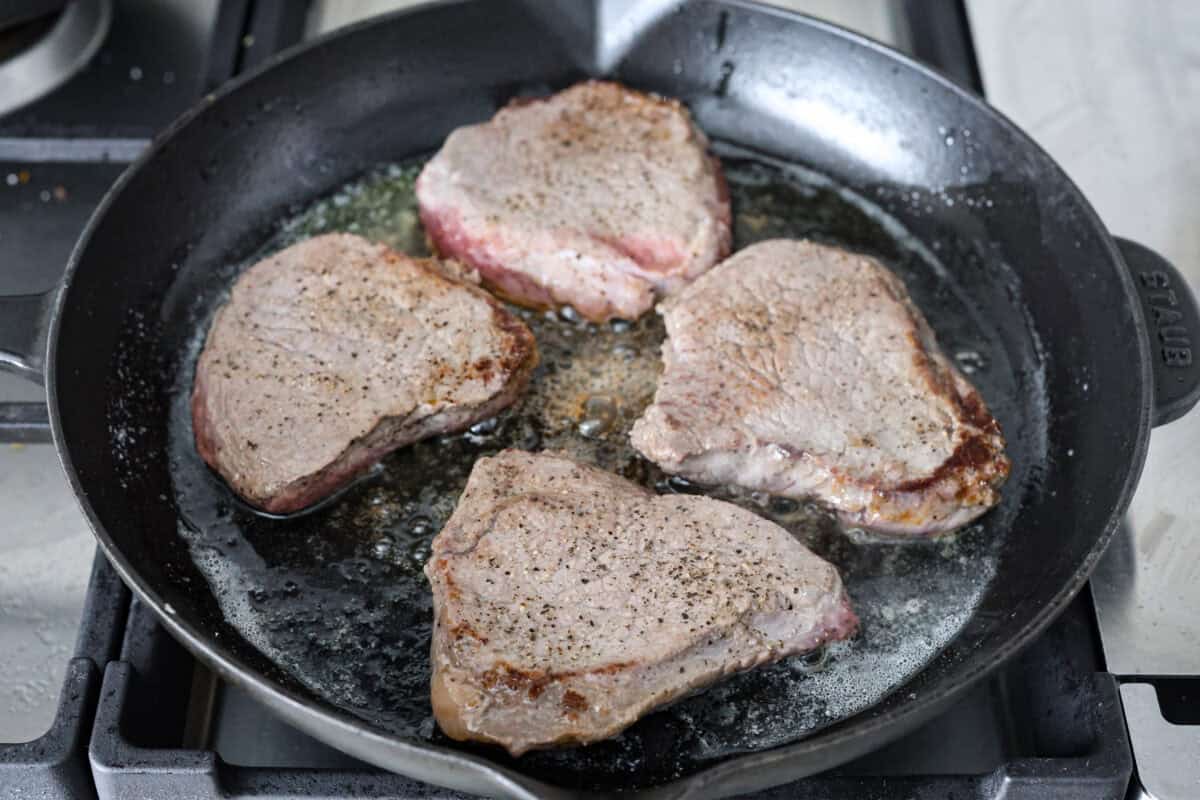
0, 290, 53, 442
1115, 237, 1200, 427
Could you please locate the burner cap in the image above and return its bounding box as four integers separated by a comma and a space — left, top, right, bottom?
0, 0, 112, 118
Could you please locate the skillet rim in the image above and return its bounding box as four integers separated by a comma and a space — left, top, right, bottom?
44, 1, 1153, 796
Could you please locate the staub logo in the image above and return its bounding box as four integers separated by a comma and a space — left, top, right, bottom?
1140, 270, 1192, 367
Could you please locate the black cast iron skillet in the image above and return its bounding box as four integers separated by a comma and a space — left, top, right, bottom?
2, 2, 1199, 797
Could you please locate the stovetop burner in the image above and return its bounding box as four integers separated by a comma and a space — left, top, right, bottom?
0, 0, 112, 119
0, 2, 1195, 798
86, 581, 1130, 800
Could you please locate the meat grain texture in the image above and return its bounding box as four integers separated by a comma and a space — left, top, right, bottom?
424, 449, 857, 755
416, 81, 731, 322
192, 233, 537, 514
631, 239, 1010, 536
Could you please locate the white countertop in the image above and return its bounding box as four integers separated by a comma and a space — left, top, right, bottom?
0, 443, 93, 743
968, 0, 1200, 676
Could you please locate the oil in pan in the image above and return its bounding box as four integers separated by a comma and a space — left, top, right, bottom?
166, 151, 1013, 789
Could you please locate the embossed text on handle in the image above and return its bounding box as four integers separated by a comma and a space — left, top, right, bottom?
1140, 270, 1192, 367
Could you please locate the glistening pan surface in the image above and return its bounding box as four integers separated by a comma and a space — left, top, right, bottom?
157, 148, 1038, 790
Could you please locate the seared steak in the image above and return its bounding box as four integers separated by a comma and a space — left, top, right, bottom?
192, 233, 537, 514
424, 449, 856, 755
631, 239, 1010, 536
416, 81, 731, 322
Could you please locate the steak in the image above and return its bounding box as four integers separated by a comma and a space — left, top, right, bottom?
415, 80, 731, 322
424, 449, 857, 755
630, 239, 1010, 536
192, 233, 537, 514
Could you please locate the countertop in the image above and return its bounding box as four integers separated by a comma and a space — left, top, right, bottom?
967, 0, 1200, 676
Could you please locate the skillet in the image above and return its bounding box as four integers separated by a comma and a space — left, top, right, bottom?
1, 1, 1198, 797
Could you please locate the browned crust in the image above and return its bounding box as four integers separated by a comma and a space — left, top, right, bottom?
430, 666, 602, 752
479, 659, 638, 687
448, 622, 488, 644
958, 383, 1004, 433
883, 329, 1009, 497
438, 563, 461, 601
562, 690, 589, 714
484, 295, 540, 378
889, 420, 1009, 495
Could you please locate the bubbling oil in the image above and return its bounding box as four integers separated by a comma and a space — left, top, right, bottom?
167, 152, 1008, 789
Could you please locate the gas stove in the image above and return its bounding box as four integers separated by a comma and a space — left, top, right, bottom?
0, 2, 1195, 798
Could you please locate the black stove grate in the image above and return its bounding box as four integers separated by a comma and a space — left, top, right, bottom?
0, 549, 1133, 799
86, 592, 1130, 800
0, 555, 127, 798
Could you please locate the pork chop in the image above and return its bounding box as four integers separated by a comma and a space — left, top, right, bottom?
630, 239, 1010, 536
424, 449, 857, 755
192, 233, 537, 514
415, 80, 731, 322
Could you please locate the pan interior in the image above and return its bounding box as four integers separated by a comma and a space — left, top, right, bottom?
159, 147, 1035, 789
